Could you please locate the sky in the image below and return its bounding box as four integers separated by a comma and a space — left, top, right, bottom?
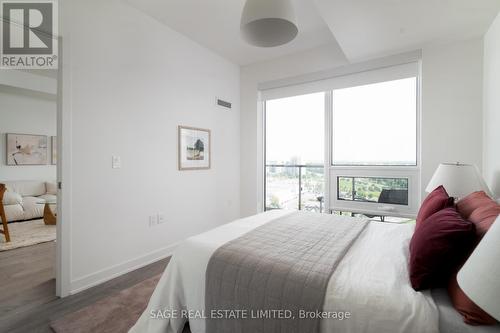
266, 92, 325, 165
265, 77, 417, 166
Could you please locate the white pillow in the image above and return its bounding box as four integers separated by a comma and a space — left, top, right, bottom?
2, 191, 23, 205
46, 182, 57, 195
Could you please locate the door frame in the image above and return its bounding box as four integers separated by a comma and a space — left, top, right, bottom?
55, 36, 72, 297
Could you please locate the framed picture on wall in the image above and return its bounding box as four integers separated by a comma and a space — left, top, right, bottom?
6, 133, 48, 165
51, 136, 57, 165
178, 126, 211, 170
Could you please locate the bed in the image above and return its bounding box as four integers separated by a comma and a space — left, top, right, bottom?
130, 210, 500, 333
432, 289, 500, 333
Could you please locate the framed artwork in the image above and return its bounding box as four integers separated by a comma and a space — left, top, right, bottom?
6, 133, 48, 165
51, 136, 57, 165
178, 126, 211, 170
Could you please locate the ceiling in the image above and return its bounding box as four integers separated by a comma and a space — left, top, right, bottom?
314, 0, 500, 61
126, 0, 500, 65
125, 0, 344, 65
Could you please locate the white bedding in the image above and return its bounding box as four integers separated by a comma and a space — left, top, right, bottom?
130, 210, 439, 333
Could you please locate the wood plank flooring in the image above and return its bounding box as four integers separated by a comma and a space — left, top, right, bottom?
0, 242, 56, 319
0, 242, 170, 333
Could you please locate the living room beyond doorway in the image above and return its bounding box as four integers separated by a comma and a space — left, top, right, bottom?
0, 69, 59, 321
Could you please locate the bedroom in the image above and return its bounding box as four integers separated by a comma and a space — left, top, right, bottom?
0, 0, 499, 332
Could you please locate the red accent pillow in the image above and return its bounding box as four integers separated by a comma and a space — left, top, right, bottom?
409, 207, 475, 290
448, 269, 498, 325
456, 191, 493, 219
416, 185, 454, 229
456, 191, 500, 237
468, 202, 500, 237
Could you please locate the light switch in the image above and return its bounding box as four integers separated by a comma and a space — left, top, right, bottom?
112, 156, 121, 169
157, 213, 165, 224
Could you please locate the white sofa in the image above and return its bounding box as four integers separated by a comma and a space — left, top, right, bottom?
0, 180, 57, 222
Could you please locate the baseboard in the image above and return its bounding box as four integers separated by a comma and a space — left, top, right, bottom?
70, 242, 179, 295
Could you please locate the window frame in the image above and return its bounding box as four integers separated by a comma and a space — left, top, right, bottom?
337, 176, 409, 205
330, 166, 420, 218
328, 74, 421, 217
261, 62, 422, 218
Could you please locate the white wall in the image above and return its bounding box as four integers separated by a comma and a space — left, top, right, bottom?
421, 38, 484, 199
62, 0, 240, 293
240, 38, 484, 217
483, 13, 500, 199
0, 88, 57, 181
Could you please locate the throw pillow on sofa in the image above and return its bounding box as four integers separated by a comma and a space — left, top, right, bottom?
46, 182, 58, 195
2, 191, 23, 205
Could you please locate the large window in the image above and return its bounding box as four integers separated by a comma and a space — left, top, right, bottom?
330, 77, 419, 217
265, 93, 325, 212
263, 63, 420, 218
332, 78, 417, 166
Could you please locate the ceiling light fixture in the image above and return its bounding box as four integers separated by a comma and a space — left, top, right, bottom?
240, 0, 298, 47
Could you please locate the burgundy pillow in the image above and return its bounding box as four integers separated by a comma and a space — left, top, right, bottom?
456, 191, 493, 219
409, 207, 475, 290
448, 268, 498, 325
416, 185, 454, 229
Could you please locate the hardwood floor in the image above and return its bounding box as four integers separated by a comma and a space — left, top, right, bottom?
0, 242, 56, 319
0, 242, 170, 333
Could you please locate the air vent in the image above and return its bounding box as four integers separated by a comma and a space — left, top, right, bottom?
216, 98, 232, 109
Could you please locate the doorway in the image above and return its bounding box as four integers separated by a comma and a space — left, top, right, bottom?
0, 69, 60, 318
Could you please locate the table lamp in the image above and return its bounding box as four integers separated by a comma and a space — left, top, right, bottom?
458, 215, 500, 321
426, 163, 492, 200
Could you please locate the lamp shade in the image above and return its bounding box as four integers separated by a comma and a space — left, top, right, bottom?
425, 163, 492, 198
240, 0, 298, 47
458, 215, 500, 321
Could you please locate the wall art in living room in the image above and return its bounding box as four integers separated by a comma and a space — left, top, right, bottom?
6, 133, 48, 166
178, 126, 211, 170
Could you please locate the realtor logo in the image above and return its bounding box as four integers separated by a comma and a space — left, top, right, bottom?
1, 1, 58, 69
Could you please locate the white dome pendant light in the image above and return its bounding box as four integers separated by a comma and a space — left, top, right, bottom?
240, 0, 298, 47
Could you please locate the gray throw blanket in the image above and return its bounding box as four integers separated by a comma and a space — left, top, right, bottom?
205, 212, 369, 333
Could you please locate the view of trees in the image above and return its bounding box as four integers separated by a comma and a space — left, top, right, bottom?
338, 177, 408, 202
266, 168, 409, 212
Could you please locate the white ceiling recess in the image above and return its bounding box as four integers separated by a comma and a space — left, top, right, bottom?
314, 0, 500, 61
125, 0, 345, 66
126, 0, 500, 65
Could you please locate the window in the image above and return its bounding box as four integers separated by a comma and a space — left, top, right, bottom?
331, 167, 418, 218
332, 78, 417, 166
262, 62, 420, 218
337, 176, 409, 205
265, 93, 325, 212
330, 75, 419, 217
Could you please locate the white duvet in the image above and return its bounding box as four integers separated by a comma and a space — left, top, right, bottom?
130, 210, 439, 333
